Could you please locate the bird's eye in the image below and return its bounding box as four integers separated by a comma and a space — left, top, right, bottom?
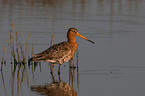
73, 31, 77, 34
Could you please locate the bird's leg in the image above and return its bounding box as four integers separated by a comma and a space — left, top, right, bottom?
50, 64, 54, 74
58, 64, 61, 75
69, 56, 76, 68
58, 71, 61, 82
50, 69, 55, 82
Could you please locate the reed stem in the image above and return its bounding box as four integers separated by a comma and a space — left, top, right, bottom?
51, 34, 53, 46
20, 44, 25, 62
24, 32, 32, 63
10, 21, 17, 63
16, 32, 21, 63
76, 50, 79, 68
31, 45, 34, 57
1, 36, 8, 64
72, 55, 75, 67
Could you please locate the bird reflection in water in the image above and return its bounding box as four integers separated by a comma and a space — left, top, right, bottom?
31, 82, 78, 96
31, 67, 79, 96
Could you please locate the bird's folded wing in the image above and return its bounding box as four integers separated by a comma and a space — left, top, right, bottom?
33, 42, 71, 60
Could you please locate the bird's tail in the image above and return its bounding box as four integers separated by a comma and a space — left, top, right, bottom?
28, 57, 34, 62
28, 55, 45, 62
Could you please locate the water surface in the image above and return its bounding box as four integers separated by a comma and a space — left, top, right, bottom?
1, 0, 145, 96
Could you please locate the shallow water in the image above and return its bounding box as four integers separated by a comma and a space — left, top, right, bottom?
1, 0, 145, 96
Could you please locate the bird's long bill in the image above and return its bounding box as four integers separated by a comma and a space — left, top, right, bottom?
77, 33, 95, 44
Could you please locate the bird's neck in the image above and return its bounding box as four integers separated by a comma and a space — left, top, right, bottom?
67, 34, 78, 53
68, 38, 77, 44
67, 34, 77, 44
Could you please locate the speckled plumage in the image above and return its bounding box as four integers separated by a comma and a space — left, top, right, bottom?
30, 42, 72, 64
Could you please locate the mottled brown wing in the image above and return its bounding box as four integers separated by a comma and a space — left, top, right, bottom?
32, 41, 71, 61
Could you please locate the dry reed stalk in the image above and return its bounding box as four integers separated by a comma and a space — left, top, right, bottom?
16, 32, 21, 63
18, 32, 21, 45
20, 44, 25, 63
76, 51, 79, 91
69, 68, 72, 85
49, 34, 53, 72
76, 50, 79, 68
72, 55, 75, 67
31, 45, 34, 57
51, 34, 53, 46
1, 36, 8, 64
18, 32, 25, 61
69, 55, 75, 68
24, 32, 32, 63
10, 21, 17, 63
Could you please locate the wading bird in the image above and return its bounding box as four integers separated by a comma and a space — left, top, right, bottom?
29, 28, 94, 73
